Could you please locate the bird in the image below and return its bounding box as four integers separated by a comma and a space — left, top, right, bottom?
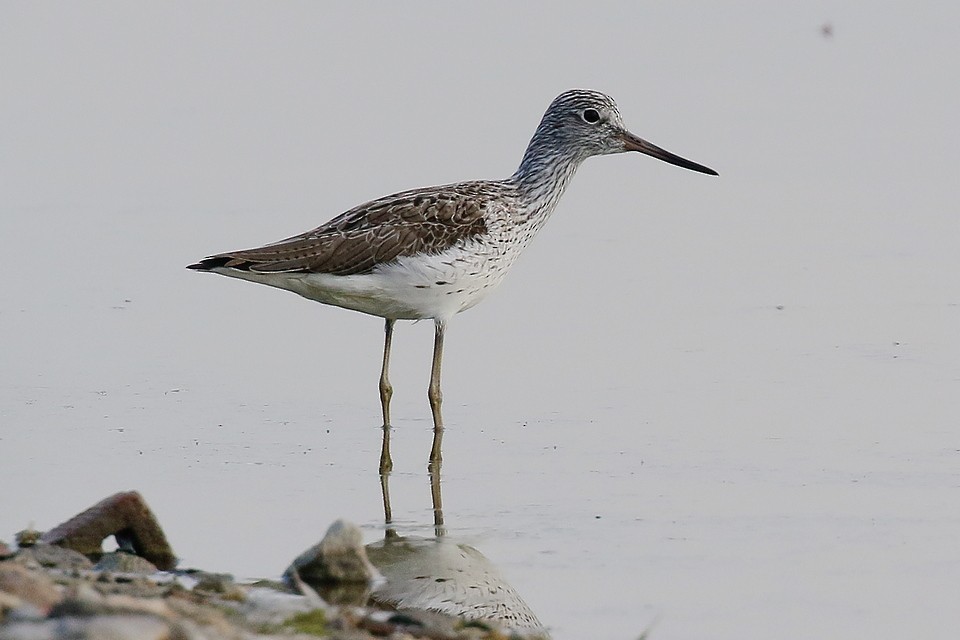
187, 89, 717, 473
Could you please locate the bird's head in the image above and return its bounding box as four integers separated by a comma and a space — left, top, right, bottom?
534, 89, 718, 175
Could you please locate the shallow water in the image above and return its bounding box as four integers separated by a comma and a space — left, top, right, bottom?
2, 4, 959, 639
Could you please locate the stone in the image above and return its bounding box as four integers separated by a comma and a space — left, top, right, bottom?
48, 583, 176, 624
39, 491, 176, 570
13, 531, 41, 548
0, 514, 528, 640
284, 519, 378, 586
0, 564, 62, 615
190, 572, 234, 594
13, 544, 93, 571
232, 587, 320, 629
93, 552, 158, 575
0, 615, 174, 640
190, 572, 245, 602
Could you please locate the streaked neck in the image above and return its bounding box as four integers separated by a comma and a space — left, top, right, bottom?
510, 135, 585, 222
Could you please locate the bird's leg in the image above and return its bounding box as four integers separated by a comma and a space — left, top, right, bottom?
427, 319, 446, 469
378, 318, 396, 475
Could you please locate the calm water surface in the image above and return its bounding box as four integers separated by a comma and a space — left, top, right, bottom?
3, 201, 956, 639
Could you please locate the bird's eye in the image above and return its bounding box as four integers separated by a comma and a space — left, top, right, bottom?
582, 108, 601, 124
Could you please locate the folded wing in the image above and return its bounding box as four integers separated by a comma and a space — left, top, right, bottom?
188, 184, 492, 276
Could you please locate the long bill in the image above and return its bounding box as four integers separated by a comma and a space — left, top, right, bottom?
621, 130, 718, 176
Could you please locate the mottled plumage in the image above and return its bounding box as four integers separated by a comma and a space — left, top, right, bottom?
191, 184, 491, 277
188, 89, 717, 471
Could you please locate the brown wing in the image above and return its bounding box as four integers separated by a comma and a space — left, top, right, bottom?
188, 183, 493, 276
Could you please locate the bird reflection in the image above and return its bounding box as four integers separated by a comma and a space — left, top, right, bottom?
368, 467, 548, 636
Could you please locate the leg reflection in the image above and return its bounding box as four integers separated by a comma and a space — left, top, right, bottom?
429, 461, 445, 537
380, 469, 393, 526
377, 459, 444, 538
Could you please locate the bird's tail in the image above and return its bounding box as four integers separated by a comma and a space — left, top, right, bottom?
186, 257, 232, 271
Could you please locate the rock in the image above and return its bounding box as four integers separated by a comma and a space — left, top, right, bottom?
358, 608, 465, 640
191, 572, 245, 601
163, 595, 241, 638
93, 552, 158, 575
48, 583, 178, 624
90, 574, 173, 600
39, 491, 176, 570
0, 564, 62, 615
0, 543, 13, 560
13, 531, 41, 548
232, 587, 320, 629
0, 615, 175, 640
284, 570, 326, 610
0, 514, 527, 640
284, 519, 378, 586
190, 572, 233, 594
13, 544, 93, 571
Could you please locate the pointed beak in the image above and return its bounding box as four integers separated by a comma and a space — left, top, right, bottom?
621, 130, 718, 176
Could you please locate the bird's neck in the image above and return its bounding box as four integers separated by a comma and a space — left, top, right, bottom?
510, 136, 584, 223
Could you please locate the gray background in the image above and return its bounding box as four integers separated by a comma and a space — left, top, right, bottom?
2, 3, 958, 638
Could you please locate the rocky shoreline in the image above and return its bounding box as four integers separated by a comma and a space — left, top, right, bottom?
0, 492, 548, 640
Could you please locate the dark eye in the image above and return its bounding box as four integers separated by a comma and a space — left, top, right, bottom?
582, 108, 601, 124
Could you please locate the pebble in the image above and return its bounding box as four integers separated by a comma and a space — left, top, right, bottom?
0, 564, 61, 615
93, 552, 158, 575
0, 615, 174, 640
12, 544, 93, 572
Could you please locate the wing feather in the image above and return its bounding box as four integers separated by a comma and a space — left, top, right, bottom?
188, 182, 501, 276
